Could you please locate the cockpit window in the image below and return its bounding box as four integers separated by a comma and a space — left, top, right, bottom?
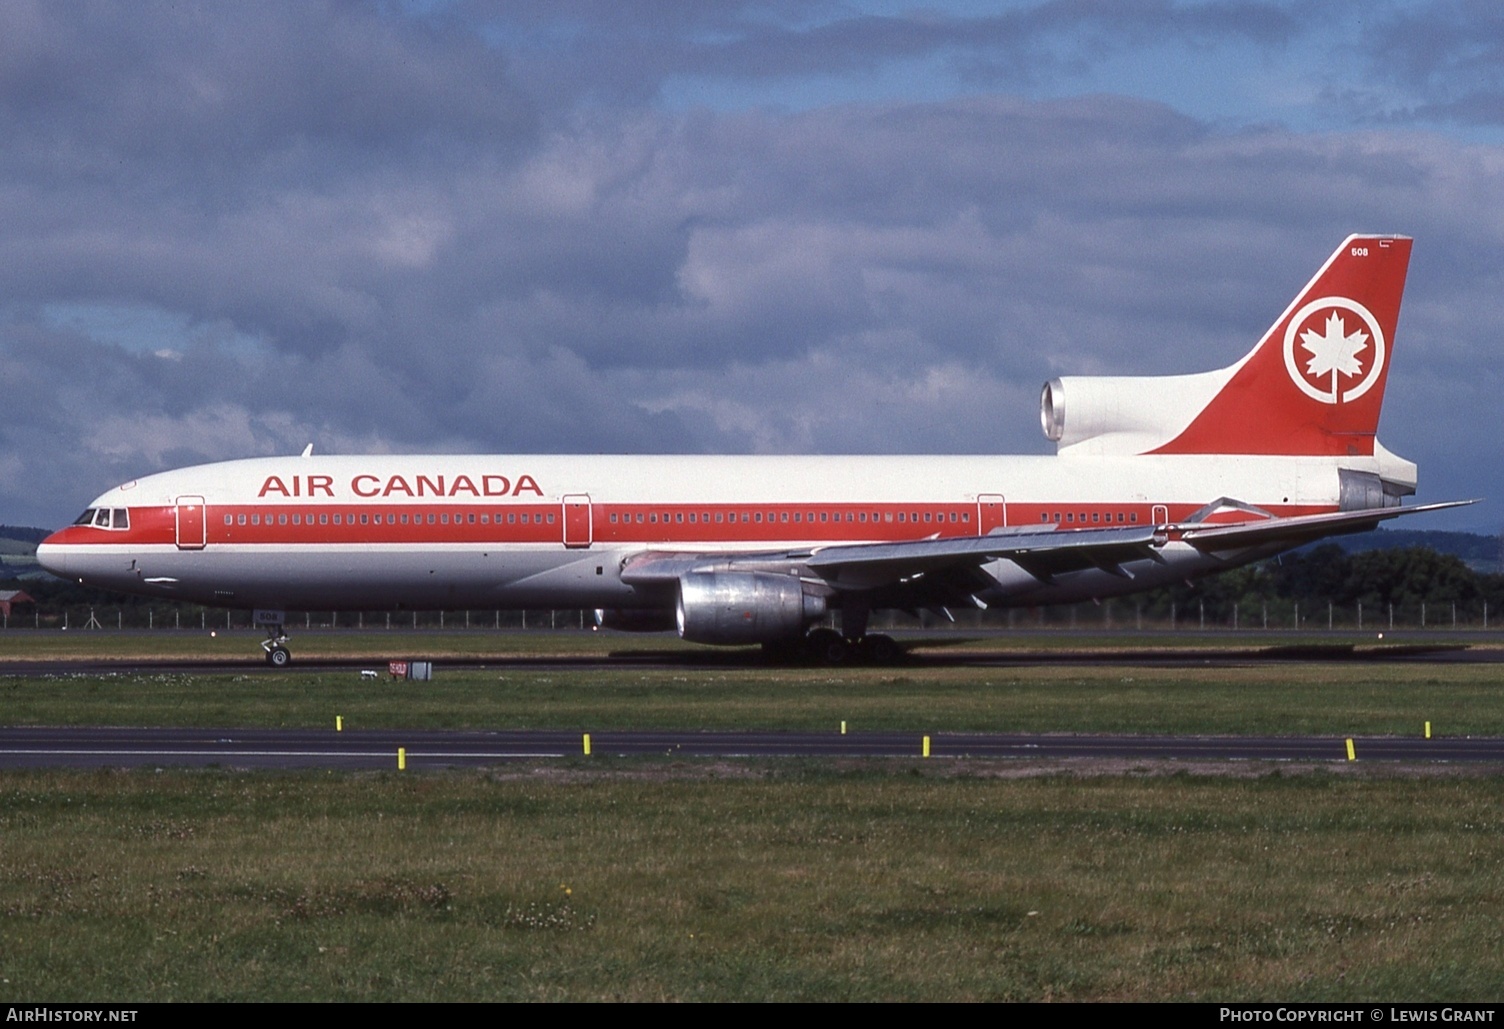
71, 508, 129, 530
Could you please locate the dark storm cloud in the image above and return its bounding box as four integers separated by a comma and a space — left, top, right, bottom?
482, 0, 1300, 104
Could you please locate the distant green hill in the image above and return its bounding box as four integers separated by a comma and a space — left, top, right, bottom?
0, 525, 47, 579
1326, 528, 1502, 573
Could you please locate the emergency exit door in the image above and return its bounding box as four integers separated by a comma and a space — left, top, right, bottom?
562, 494, 592, 548
175, 496, 206, 550
977, 494, 1007, 533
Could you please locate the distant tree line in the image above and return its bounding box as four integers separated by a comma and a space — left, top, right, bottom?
1135, 544, 1504, 628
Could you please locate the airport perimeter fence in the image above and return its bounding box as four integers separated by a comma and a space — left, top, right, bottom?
3, 598, 1502, 634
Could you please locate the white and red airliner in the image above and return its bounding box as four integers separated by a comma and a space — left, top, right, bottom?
37, 235, 1469, 664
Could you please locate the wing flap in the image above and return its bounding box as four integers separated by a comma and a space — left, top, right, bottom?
1179, 500, 1476, 551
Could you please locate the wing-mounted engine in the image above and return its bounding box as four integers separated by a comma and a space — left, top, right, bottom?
675, 571, 827, 645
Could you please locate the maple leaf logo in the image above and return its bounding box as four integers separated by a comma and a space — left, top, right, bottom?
1300, 311, 1368, 395
1282, 298, 1385, 405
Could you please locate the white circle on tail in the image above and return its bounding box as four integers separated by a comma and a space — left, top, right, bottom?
1282, 296, 1386, 404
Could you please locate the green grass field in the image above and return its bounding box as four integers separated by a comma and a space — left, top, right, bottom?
0, 660, 1500, 737
3, 633, 1504, 1001
3, 767, 1504, 1001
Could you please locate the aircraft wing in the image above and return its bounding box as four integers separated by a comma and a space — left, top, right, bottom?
619, 524, 1165, 589
619, 499, 1476, 591
1178, 499, 1477, 551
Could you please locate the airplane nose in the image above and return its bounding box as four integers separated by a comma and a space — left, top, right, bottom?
36, 536, 68, 577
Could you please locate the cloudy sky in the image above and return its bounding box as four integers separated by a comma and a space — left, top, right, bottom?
2, 0, 1501, 529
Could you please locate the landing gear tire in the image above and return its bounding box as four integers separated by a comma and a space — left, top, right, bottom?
861, 633, 902, 665
260, 623, 292, 668
805, 628, 850, 666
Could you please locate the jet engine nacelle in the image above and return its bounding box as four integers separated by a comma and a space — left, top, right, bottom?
1041, 370, 1228, 456
594, 608, 679, 633
676, 571, 827, 645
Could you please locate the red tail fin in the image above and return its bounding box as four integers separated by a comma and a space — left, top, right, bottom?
1151, 234, 1411, 456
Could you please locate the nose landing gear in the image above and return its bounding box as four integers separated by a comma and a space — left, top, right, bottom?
260, 625, 292, 667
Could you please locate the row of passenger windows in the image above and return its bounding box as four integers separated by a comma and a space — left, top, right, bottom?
224, 511, 556, 527
608, 510, 971, 525
213, 507, 1150, 531
1042, 511, 1140, 524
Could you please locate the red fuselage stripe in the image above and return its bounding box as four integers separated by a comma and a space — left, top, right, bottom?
46, 499, 1334, 548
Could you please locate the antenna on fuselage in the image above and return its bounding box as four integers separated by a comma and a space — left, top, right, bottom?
300, 443, 314, 458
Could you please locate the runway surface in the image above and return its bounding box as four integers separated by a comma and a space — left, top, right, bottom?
0, 638, 1496, 677
0, 725, 1498, 769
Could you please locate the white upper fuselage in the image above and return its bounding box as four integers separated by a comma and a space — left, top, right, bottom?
37, 448, 1397, 613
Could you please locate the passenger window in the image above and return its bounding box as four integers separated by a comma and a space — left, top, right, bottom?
238, 514, 247, 526
224, 514, 233, 526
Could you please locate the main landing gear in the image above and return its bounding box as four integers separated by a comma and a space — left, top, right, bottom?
260, 625, 292, 668
765, 627, 904, 666
802, 628, 903, 666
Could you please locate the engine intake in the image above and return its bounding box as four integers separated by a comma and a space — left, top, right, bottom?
676, 571, 827, 645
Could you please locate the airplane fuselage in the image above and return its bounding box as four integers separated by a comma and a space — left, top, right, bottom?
38, 449, 1392, 612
